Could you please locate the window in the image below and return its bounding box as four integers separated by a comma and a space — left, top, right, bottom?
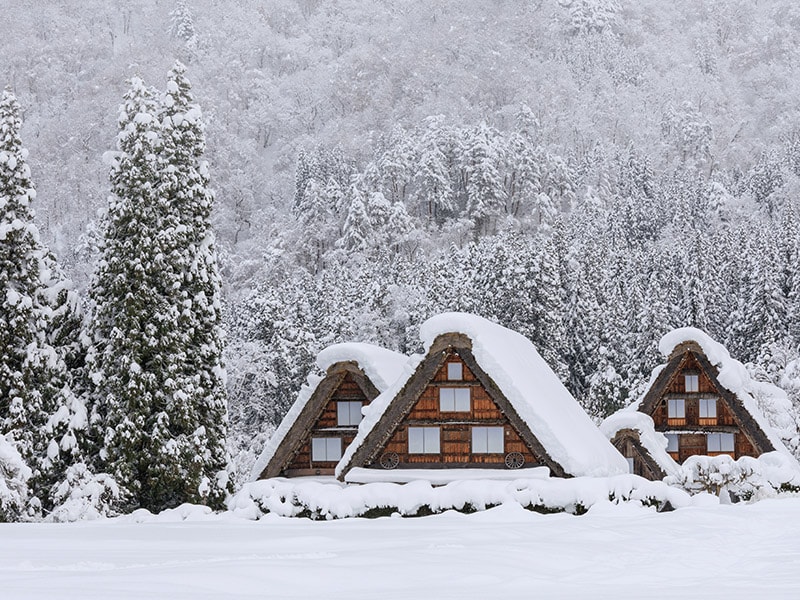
446, 362, 463, 381
626, 457, 635, 473
408, 427, 440, 454
685, 373, 699, 393
699, 398, 717, 425
667, 399, 685, 419
439, 387, 470, 412
707, 433, 735, 453
665, 434, 679, 453
699, 399, 717, 418
472, 426, 504, 453
337, 401, 363, 426
311, 437, 342, 462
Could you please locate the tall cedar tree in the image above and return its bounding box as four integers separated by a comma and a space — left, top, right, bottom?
0, 90, 87, 515
88, 68, 229, 513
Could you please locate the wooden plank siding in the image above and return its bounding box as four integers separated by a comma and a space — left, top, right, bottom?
279, 368, 377, 477
639, 348, 770, 465
370, 351, 543, 469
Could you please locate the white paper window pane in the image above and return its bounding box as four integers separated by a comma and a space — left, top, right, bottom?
720, 433, 735, 452
472, 427, 487, 453
337, 401, 363, 426
311, 437, 340, 461
454, 388, 471, 412
327, 438, 342, 461
685, 374, 699, 392
626, 457, 635, 473
439, 388, 455, 412
487, 427, 504, 453
408, 427, 425, 453
424, 427, 440, 454
707, 433, 721, 452
447, 362, 463, 380
666, 434, 679, 452
699, 399, 717, 418
311, 438, 327, 461
668, 399, 685, 418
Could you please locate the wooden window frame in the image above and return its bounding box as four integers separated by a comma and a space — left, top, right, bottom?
408, 426, 441, 454
311, 437, 342, 462
439, 387, 471, 412
698, 398, 717, 426
685, 373, 699, 393
707, 432, 734, 453
337, 400, 363, 427
667, 398, 686, 426
471, 426, 504, 454
446, 362, 463, 381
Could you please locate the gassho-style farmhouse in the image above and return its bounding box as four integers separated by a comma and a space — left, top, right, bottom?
251, 313, 800, 487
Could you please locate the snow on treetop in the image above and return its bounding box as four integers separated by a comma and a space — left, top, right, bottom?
599, 411, 680, 478
316, 342, 407, 393
654, 327, 798, 460
338, 312, 629, 479
250, 342, 407, 481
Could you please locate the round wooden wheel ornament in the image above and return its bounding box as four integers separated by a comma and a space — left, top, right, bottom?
379, 452, 400, 470
505, 452, 525, 469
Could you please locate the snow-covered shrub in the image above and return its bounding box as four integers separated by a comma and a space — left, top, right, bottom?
0, 435, 32, 522
229, 476, 691, 520
666, 452, 800, 500
46, 463, 120, 522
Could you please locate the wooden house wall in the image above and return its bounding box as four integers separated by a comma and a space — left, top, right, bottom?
610, 431, 664, 481
646, 352, 760, 462
373, 351, 542, 468
285, 372, 370, 476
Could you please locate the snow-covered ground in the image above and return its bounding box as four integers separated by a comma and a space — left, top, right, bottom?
3, 498, 800, 599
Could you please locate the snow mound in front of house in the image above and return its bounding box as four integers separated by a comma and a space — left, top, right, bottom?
230, 474, 692, 520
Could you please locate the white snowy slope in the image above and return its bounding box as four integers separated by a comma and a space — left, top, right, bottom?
3, 499, 800, 599
250, 343, 407, 480
338, 312, 629, 479
656, 327, 798, 461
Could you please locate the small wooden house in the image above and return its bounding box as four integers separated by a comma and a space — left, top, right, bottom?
604, 327, 796, 478
252, 343, 407, 479
336, 313, 628, 482
599, 412, 679, 480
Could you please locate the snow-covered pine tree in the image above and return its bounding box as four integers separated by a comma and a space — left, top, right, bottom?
158, 61, 231, 508
0, 90, 88, 515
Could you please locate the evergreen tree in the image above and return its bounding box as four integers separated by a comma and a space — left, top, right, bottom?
0, 90, 88, 513
88, 69, 230, 512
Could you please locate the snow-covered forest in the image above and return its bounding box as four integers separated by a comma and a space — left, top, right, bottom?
4, 0, 800, 512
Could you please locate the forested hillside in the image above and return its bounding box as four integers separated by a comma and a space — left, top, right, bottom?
4, 1, 800, 481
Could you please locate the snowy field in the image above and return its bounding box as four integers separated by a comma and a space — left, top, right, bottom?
3, 498, 800, 599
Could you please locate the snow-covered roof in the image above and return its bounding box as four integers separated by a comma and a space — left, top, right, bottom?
599, 411, 681, 478
337, 312, 629, 479
646, 327, 798, 460
250, 343, 407, 481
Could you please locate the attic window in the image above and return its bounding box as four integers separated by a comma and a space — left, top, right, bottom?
472, 426, 504, 453
447, 362, 463, 380
311, 437, 342, 462
707, 432, 735, 453
337, 401, 363, 426
685, 373, 699, 393
699, 398, 717, 425
667, 399, 685, 424
439, 387, 470, 412
626, 457, 635, 473
408, 427, 440, 454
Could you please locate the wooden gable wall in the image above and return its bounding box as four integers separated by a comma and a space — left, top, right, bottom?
639, 350, 766, 464
369, 349, 543, 469
284, 370, 373, 476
